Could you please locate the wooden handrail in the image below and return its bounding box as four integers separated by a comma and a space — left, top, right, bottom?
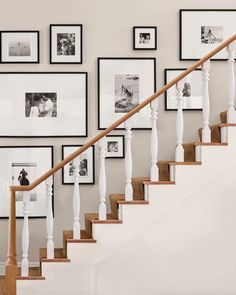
10, 33, 236, 193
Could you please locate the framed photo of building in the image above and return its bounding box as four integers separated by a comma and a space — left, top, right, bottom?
62, 145, 95, 185
0, 31, 39, 63
164, 68, 203, 111
50, 24, 83, 64
0, 146, 53, 218
0, 72, 87, 137
133, 26, 157, 50
105, 135, 125, 158
180, 9, 236, 60
98, 57, 156, 130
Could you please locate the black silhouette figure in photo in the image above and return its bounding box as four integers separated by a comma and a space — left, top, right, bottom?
18, 168, 30, 185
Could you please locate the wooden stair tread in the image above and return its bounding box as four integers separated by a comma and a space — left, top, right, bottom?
40, 258, 70, 263
143, 181, 175, 185
169, 161, 202, 165
219, 123, 236, 127
0, 276, 5, 295
16, 276, 45, 280
40, 248, 65, 259
198, 124, 221, 143
63, 230, 96, 243
193, 142, 227, 146
117, 200, 149, 205
17, 266, 41, 277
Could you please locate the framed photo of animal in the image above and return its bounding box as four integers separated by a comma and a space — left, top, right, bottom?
50, 24, 83, 64
98, 57, 156, 129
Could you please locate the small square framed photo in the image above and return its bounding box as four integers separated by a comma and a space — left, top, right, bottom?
164, 68, 203, 111
62, 145, 95, 185
105, 135, 125, 158
133, 26, 157, 50
0, 31, 39, 63
50, 24, 83, 64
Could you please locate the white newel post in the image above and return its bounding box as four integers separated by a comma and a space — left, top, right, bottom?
99, 138, 107, 220
21, 191, 30, 276
73, 158, 81, 239
46, 177, 54, 259
227, 41, 236, 123
202, 60, 211, 142
125, 118, 133, 201
175, 80, 185, 162
150, 99, 159, 181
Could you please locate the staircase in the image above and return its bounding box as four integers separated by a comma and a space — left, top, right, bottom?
3, 34, 236, 295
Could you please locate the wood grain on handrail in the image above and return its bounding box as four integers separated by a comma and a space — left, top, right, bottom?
10, 34, 236, 193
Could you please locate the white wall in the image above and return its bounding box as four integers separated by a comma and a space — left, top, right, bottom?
0, 0, 235, 264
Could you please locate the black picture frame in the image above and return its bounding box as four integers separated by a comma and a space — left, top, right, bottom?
180, 9, 236, 61
133, 26, 157, 50
0, 30, 40, 63
0, 72, 88, 138
164, 68, 203, 111
105, 135, 125, 159
0, 145, 54, 219
50, 24, 83, 64
62, 145, 95, 185
98, 57, 156, 130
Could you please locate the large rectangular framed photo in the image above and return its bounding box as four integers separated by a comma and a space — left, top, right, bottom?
98, 57, 156, 130
0, 72, 87, 137
0, 146, 53, 218
165, 69, 203, 111
180, 9, 236, 60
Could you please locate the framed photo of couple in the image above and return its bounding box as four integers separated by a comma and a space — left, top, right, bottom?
0, 72, 88, 137
0, 146, 53, 218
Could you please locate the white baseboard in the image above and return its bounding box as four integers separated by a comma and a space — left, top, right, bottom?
0, 262, 39, 275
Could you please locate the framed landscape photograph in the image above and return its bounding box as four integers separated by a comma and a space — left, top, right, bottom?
164, 69, 203, 111
0, 31, 39, 63
0, 72, 87, 137
98, 57, 156, 129
50, 24, 83, 64
0, 146, 53, 218
62, 145, 95, 185
133, 26, 157, 50
180, 9, 236, 60
105, 135, 125, 158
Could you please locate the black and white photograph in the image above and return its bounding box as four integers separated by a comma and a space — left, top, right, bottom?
0, 72, 87, 137
201, 26, 223, 44
105, 135, 125, 158
115, 74, 139, 113
0, 31, 39, 63
62, 145, 95, 185
25, 92, 57, 118
50, 24, 82, 64
133, 26, 157, 50
0, 146, 53, 218
180, 10, 236, 60
98, 58, 156, 129
165, 68, 203, 111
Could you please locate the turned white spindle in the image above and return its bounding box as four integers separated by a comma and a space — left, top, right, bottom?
150, 99, 159, 181
125, 118, 133, 201
73, 158, 81, 239
99, 138, 107, 220
227, 41, 236, 123
21, 191, 30, 276
202, 60, 211, 142
175, 80, 185, 162
46, 177, 54, 259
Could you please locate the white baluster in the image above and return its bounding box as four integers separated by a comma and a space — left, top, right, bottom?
150, 99, 159, 181
175, 80, 185, 162
46, 177, 54, 259
21, 191, 30, 276
227, 41, 236, 123
202, 60, 211, 142
125, 118, 133, 201
99, 138, 107, 220
73, 158, 81, 239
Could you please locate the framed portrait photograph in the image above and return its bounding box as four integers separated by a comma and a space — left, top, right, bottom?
133, 26, 157, 50
0, 31, 39, 63
0, 72, 87, 137
180, 9, 236, 60
0, 146, 53, 218
164, 68, 203, 111
62, 145, 95, 185
50, 24, 83, 64
105, 135, 125, 158
98, 57, 156, 130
